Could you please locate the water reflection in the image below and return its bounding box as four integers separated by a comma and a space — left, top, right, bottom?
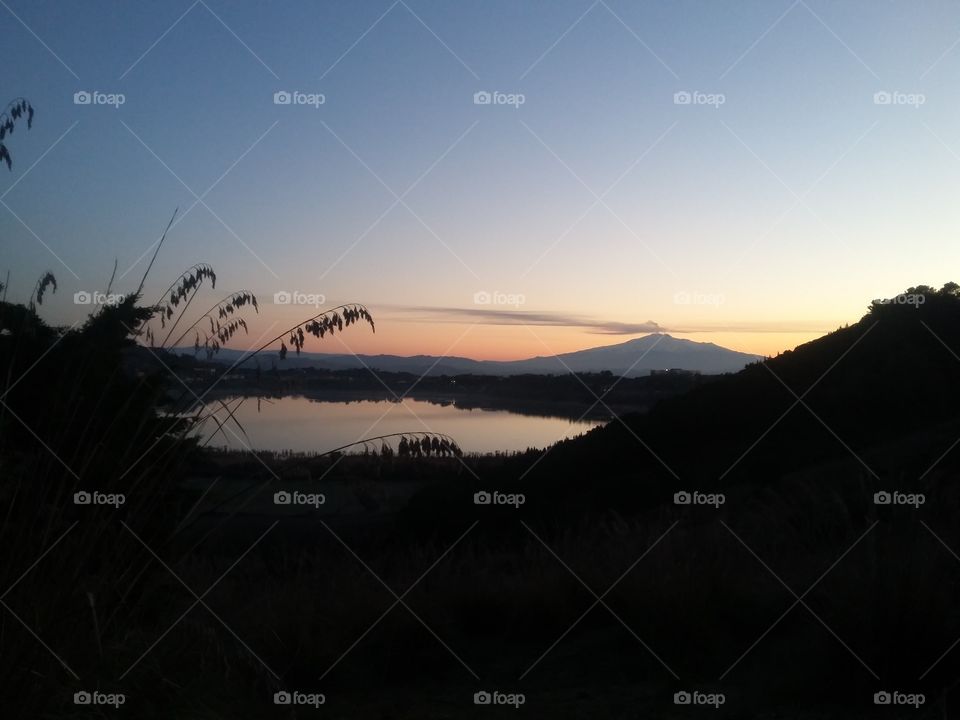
201, 395, 603, 454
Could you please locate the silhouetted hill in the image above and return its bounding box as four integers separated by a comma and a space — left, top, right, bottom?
517, 284, 960, 509
174, 332, 762, 376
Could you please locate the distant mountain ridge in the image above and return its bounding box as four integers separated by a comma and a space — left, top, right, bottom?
175, 333, 763, 377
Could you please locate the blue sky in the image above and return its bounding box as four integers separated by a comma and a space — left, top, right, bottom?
3, 0, 960, 358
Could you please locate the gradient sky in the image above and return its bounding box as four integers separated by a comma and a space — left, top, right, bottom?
3, 0, 960, 360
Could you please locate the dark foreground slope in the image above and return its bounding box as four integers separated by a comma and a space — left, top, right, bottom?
386, 285, 960, 716
514, 284, 960, 510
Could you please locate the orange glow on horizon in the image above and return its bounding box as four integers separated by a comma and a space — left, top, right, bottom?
223, 306, 832, 362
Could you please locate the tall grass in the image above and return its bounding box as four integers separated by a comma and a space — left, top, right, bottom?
0, 212, 394, 717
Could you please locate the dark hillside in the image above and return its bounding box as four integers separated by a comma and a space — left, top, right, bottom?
513, 285, 960, 511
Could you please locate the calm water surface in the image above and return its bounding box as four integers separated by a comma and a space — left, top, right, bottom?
202, 395, 603, 454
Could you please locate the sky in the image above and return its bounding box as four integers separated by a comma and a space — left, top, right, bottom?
3, 0, 960, 360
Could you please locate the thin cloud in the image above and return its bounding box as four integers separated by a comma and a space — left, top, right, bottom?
383, 305, 834, 336
393, 306, 664, 335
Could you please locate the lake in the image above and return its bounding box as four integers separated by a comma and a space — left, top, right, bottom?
199, 395, 604, 454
